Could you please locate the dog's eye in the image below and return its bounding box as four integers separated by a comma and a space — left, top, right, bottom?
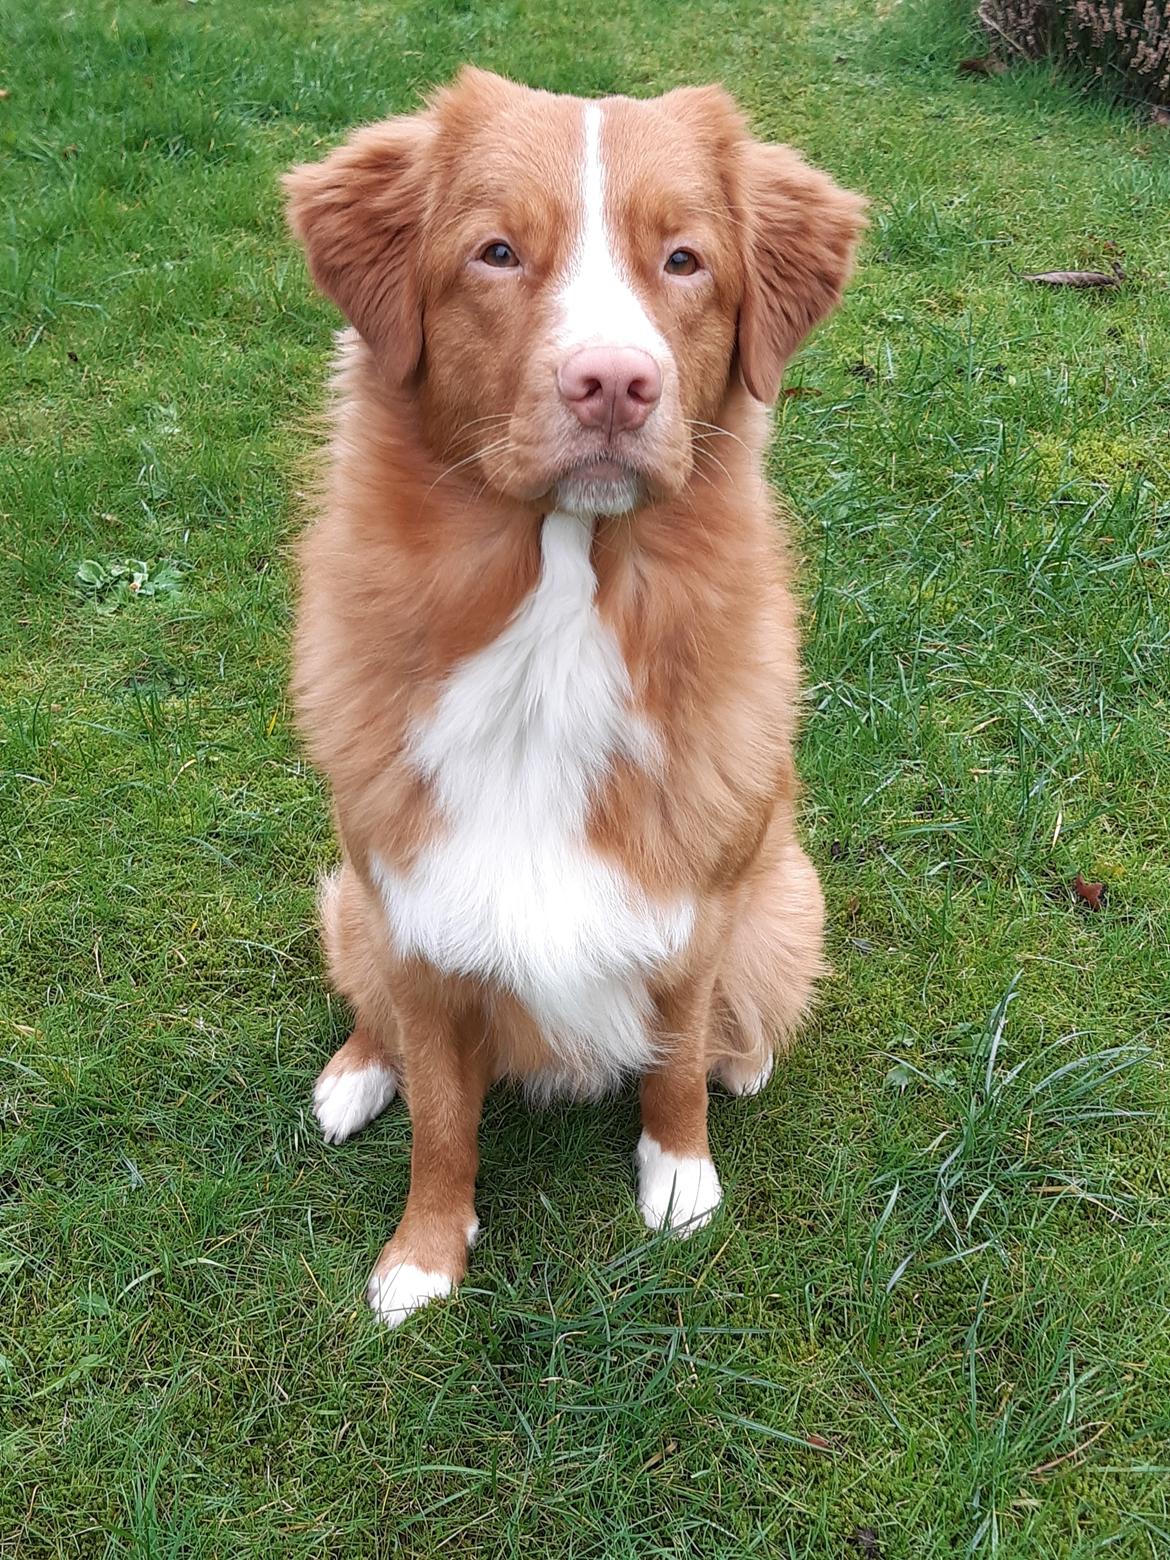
665, 249, 700, 277
480, 241, 519, 268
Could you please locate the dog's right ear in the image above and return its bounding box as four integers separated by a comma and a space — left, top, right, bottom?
282, 114, 436, 384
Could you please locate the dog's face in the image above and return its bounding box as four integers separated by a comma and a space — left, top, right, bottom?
285, 69, 863, 516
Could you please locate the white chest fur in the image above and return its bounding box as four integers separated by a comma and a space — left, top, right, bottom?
372, 511, 694, 1083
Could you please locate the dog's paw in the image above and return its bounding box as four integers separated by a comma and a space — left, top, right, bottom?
366, 1221, 477, 1328
366, 1262, 453, 1328
712, 1050, 774, 1098
313, 1061, 397, 1145
635, 1133, 722, 1235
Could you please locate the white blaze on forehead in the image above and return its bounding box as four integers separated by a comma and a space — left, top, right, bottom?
556, 104, 668, 358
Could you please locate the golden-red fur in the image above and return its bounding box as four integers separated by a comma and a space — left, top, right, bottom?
284, 68, 864, 1319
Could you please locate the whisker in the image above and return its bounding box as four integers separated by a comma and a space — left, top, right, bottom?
688, 435, 740, 482
685, 418, 752, 457
692, 448, 735, 487
675, 484, 717, 546
450, 413, 513, 441
418, 437, 513, 508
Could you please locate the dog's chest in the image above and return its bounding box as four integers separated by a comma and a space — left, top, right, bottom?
374, 511, 693, 1079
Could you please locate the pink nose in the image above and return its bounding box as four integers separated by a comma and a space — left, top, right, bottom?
556, 347, 662, 433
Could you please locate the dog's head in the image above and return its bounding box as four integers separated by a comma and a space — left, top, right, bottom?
284, 68, 864, 516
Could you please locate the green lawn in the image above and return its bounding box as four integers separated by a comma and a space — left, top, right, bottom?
2, 0, 1169, 1554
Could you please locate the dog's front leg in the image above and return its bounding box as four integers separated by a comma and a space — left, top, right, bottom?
366, 985, 491, 1326
636, 968, 723, 1236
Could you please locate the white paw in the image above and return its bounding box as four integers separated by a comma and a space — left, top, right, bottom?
313, 1062, 397, 1145
366, 1262, 452, 1328
715, 1050, 774, 1097
635, 1133, 722, 1235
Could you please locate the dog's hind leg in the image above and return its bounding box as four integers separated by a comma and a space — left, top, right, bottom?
312, 861, 401, 1144
710, 819, 826, 1096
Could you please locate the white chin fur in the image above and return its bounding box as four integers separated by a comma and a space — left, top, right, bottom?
367, 1263, 453, 1328
554, 470, 643, 516
635, 1133, 722, 1235
313, 1062, 397, 1145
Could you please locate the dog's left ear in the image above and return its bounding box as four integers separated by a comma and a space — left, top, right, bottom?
736, 142, 866, 404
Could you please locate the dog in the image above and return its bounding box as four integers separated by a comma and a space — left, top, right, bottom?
283, 67, 864, 1325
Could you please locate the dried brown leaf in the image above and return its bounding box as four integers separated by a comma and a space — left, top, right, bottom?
1152, 106, 1170, 127
782, 386, 821, 399
1072, 874, 1105, 911
640, 1438, 678, 1472
1028, 1422, 1109, 1477
1021, 263, 1124, 288
959, 55, 1008, 75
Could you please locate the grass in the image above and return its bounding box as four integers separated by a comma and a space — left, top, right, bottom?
2, 0, 1168, 1553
